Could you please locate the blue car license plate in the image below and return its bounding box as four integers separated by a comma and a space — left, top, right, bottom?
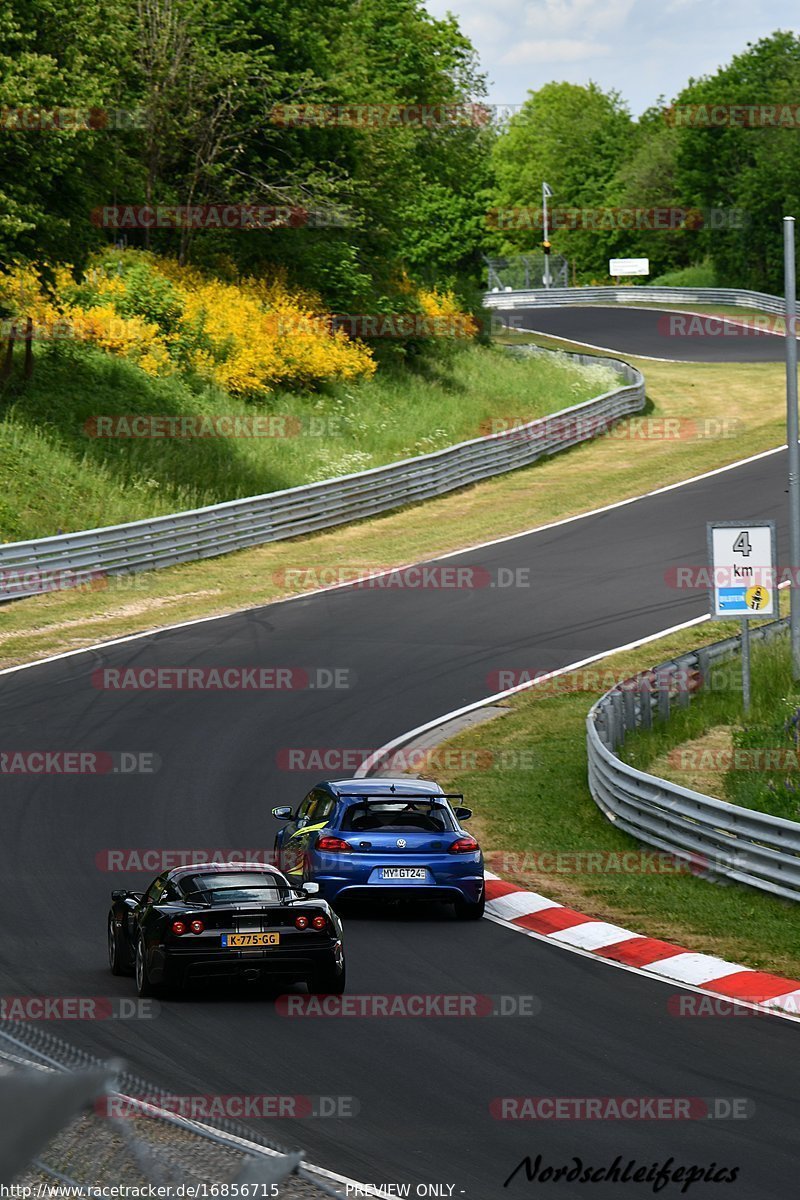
380, 867, 427, 880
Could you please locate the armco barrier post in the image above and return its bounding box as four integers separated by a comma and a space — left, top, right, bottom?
639, 675, 652, 730
656, 672, 671, 722
696, 646, 709, 694
611, 691, 625, 745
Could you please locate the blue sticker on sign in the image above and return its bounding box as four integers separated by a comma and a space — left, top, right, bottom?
718, 587, 747, 610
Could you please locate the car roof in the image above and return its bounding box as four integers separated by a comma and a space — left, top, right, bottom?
165, 862, 287, 881
324, 778, 445, 799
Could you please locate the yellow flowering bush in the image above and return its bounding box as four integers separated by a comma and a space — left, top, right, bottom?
0, 254, 477, 392
417, 286, 479, 339
0, 252, 377, 395
0, 262, 61, 332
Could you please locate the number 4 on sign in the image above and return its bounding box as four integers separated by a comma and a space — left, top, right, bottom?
733, 531, 752, 556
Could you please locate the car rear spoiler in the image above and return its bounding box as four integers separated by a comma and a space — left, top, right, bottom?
338, 792, 465, 804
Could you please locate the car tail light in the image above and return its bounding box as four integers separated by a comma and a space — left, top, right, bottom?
312, 915, 327, 931
317, 835, 351, 853
189, 919, 204, 934
171, 920, 187, 935
295, 916, 309, 930
449, 836, 479, 854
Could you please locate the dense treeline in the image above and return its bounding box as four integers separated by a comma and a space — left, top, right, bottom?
489, 31, 800, 291
0, 0, 491, 311
2, 9, 800, 301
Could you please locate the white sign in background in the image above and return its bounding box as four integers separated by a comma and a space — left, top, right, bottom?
709, 522, 777, 618
609, 258, 650, 276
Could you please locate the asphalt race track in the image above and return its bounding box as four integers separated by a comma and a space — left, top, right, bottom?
2, 308, 798, 1196
501, 303, 790, 361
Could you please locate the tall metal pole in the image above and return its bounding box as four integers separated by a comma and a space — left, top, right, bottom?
741, 618, 751, 715
785, 217, 800, 678
543, 183, 551, 289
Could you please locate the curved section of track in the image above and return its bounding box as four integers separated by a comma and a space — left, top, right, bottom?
502, 303, 789, 361
1, 448, 797, 1197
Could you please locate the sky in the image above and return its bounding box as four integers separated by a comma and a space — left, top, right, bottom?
422, 0, 799, 117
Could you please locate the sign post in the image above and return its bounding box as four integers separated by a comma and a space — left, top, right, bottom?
784, 217, 800, 679
707, 520, 777, 713
542, 182, 553, 288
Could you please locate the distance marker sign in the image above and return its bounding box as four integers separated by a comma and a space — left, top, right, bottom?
707, 521, 777, 618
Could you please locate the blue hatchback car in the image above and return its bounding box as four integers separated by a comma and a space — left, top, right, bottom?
272, 779, 485, 919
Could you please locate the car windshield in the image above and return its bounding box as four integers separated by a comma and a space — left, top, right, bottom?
179, 871, 289, 904
340, 800, 456, 833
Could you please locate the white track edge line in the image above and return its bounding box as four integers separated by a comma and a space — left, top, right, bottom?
507, 323, 682, 362
354, 612, 714, 775
0, 441, 785, 680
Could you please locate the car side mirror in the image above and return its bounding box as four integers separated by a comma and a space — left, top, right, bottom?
111, 890, 128, 901
301, 882, 320, 895
272, 806, 293, 820
454, 806, 473, 821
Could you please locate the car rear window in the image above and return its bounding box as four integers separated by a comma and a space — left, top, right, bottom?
180, 872, 288, 904
340, 801, 455, 833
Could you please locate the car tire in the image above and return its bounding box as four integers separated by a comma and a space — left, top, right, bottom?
135, 937, 160, 998
309, 958, 346, 995
108, 916, 127, 976
454, 893, 485, 921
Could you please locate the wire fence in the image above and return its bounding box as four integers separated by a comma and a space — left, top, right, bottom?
0, 1022, 352, 1198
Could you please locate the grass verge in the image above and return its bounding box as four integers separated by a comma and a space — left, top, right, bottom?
427, 597, 800, 979
623, 632, 800, 824
0, 345, 786, 670
0, 340, 616, 543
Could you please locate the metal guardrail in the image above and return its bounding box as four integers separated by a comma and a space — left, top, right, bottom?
484, 285, 788, 315
585, 617, 800, 902
0, 349, 644, 600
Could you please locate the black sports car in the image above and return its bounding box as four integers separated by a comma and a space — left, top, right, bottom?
108, 861, 346, 996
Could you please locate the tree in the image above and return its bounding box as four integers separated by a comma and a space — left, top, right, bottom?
674, 31, 800, 290
490, 82, 633, 278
